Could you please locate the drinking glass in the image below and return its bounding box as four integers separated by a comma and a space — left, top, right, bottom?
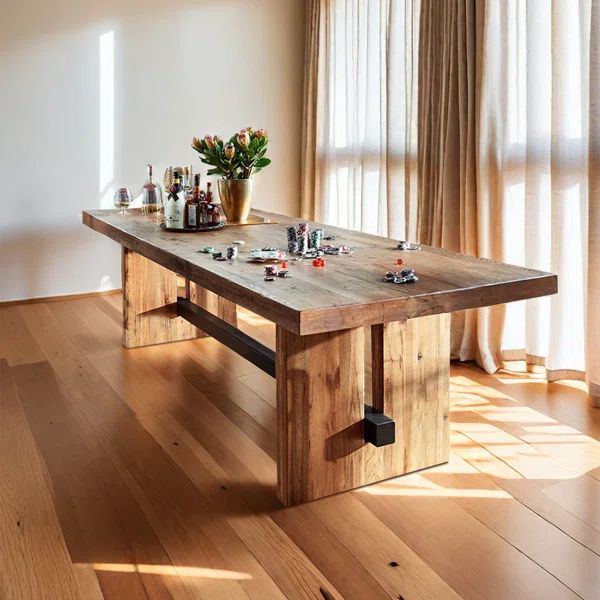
114, 187, 133, 215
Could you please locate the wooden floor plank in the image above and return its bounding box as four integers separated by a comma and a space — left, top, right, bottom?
0, 361, 82, 600
356, 487, 580, 600
294, 494, 462, 600
426, 451, 600, 598
10, 360, 184, 600
17, 303, 134, 424
452, 409, 600, 532
0, 306, 46, 366
48, 297, 122, 355
94, 416, 292, 600
2, 295, 599, 600
140, 412, 375, 600
451, 428, 600, 556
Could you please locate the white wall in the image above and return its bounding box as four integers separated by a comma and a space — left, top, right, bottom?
0, 0, 305, 302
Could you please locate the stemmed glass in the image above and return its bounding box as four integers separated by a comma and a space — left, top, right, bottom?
114, 187, 133, 215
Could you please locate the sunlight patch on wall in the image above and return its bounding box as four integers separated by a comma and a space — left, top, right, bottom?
99, 30, 114, 207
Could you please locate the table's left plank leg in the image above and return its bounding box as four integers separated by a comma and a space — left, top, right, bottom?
122, 247, 201, 348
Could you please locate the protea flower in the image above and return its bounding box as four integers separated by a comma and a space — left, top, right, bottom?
192, 137, 202, 150
224, 143, 235, 160
254, 129, 268, 140
237, 130, 250, 148
204, 135, 216, 149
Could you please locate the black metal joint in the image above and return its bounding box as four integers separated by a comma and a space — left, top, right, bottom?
364, 405, 395, 447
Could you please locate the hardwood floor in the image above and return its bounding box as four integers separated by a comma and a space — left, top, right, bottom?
1, 293, 599, 599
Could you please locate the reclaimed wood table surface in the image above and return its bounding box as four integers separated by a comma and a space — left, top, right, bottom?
83, 208, 557, 505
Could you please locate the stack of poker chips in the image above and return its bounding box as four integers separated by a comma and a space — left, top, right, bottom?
226, 246, 238, 259
286, 226, 299, 254
285, 223, 351, 257
297, 223, 310, 254
310, 228, 324, 249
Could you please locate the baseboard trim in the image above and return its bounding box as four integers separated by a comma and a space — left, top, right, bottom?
0, 289, 122, 307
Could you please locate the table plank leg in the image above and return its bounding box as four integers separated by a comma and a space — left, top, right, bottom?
276, 326, 366, 506
371, 313, 450, 475
276, 313, 450, 506
122, 247, 201, 348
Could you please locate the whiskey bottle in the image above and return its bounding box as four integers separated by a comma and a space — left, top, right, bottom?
165, 173, 185, 229
185, 174, 201, 228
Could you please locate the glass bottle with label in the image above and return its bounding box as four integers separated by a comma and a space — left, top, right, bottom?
165, 173, 185, 229
141, 164, 163, 214
185, 174, 201, 228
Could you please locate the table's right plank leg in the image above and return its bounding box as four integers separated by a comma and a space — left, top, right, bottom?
275, 314, 450, 506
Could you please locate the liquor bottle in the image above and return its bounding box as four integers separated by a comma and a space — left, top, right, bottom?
183, 165, 193, 194
185, 174, 201, 228
206, 181, 214, 203
165, 173, 185, 228
141, 164, 163, 214
207, 202, 221, 225
211, 203, 221, 224
163, 166, 174, 194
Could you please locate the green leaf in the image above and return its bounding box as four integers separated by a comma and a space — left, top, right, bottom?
255, 157, 271, 168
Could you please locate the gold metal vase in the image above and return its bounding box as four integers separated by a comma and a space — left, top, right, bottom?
217, 178, 254, 223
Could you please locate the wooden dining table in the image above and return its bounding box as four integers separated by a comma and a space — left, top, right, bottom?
82, 208, 557, 506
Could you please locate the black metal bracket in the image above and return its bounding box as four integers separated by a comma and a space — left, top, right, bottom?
364, 405, 395, 447
177, 297, 276, 377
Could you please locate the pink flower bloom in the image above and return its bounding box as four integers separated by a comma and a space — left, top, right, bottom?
224, 143, 235, 159
237, 131, 250, 148
204, 135, 216, 149
254, 129, 268, 140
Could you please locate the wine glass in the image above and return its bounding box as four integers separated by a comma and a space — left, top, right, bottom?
114, 187, 133, 215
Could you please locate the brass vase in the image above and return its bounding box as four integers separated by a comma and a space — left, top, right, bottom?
217, 178, 254, 222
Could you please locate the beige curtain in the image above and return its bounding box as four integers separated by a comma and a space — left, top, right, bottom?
302, 0, 599, 402
590, 0, 600, 405
418, 0, 599, 402
300, 0, 420, 239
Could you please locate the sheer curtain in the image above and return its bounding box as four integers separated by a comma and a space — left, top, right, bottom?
476, 0, 598, 400
301, 0, 420, 239
418, 0, 598, 401
302, 0, 599, 403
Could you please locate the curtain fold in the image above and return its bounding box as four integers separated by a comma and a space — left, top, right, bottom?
300, 0, 420, 239
301, 0, 599, 402
417, 0, 598, 400
589, 0, 600, 405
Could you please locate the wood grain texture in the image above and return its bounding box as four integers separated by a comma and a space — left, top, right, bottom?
122, 247, 200, 348
83, 208, 557, 335
371, 314, 450, 475
276, 314, 450, 506
0, 361, 82, 600
189, 282, 238, 327
2, 295, 598, 600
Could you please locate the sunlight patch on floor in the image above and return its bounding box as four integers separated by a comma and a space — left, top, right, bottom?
90, 563, 253, 580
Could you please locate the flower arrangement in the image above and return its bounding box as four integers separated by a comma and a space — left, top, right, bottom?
192, 127, 271, 180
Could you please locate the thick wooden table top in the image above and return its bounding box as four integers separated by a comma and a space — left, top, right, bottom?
83, 208, 557, 335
